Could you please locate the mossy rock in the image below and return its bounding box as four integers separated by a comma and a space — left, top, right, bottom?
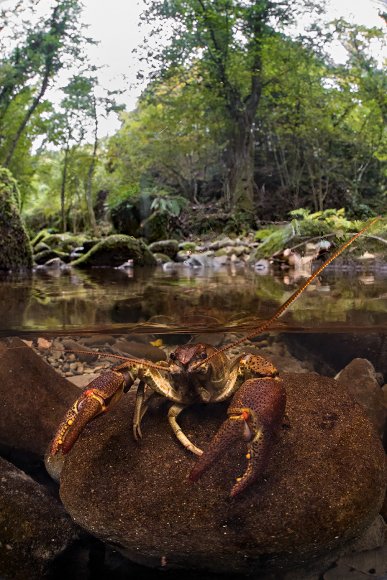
34, 249, 70, 265
40, 232, 89, 253
148, 239, 179, 258
70, 235, 156, 268
152, 252, 173, 265
34, 241, 51, 253
30, 229, 53, 248
139, 211, 170, 243
179, 242, 197, 251
0, 168, 32, 271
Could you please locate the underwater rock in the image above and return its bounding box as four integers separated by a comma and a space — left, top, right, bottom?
70, 235, 156, 268
58, 372, 386, 575
0, 338, 80, 457
0, 456, 78, 580
335, 358, 387, 438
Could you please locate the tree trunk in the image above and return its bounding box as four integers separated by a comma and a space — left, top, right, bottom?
61, 146, 69, 233
4, 68, 50, 167
227, 118, 255, 213
85, 99, 98, 235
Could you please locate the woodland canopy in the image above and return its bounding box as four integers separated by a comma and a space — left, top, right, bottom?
0, 0, 385, 235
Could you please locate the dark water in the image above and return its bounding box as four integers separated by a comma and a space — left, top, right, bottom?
0, 264, 386, 336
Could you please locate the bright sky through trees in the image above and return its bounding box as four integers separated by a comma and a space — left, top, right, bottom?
1, 0, 385, 136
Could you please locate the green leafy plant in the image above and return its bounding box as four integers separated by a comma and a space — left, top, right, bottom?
150, 192, 188, 218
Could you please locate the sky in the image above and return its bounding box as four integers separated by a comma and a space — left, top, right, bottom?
81, 0, 386, 135
1, 0, 386, 137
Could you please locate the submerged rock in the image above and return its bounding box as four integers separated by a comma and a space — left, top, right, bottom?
335, 358, 387, 438
0, 456, 78, 580
0, 338, 80, 457
58, 372, 386, 575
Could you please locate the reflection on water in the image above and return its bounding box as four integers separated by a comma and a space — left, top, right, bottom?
0, 264, 386, 335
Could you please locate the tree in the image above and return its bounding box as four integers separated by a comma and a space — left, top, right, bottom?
107, 72, 224, 202
140, 0, 324, 214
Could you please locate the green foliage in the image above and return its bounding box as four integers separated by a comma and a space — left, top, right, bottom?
106, 183, 141, 210
150, 192, 188, 218
140, 0, 324, 211
253, 208, 367, 259
254, 228, 276, 241
288, 208, 362, 236
2, 1, 385, 233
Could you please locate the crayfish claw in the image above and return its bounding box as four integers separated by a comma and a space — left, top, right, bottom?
189, 378, 286, 497
48, 369, 132, 459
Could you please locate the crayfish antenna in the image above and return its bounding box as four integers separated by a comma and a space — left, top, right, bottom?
197, 216, 380, 366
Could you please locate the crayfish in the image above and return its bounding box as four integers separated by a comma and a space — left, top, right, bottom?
47, 218, 379, 497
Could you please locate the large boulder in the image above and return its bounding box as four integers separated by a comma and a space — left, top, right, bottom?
70, 235, 156, 268
0, 457, 78, 580
0, 168, 32, 271
0, 338, 80, 457
57, 372, 386, 575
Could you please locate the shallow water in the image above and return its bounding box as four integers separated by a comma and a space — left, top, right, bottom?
0, 264, 386, 336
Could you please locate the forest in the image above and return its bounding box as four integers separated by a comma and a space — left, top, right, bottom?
0, 0, 386, 242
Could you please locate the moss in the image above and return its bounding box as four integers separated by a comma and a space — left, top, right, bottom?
254, 228, 276, 241
180, 242, 197, 251
70, 234, 156, 268
0, 168, 32, 271
152, 252, 173, 264
30, 229, 52, 248
148, 239, 179, 258
41, 232, 89, 253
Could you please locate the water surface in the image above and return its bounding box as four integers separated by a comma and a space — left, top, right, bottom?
0, 264, 386, 336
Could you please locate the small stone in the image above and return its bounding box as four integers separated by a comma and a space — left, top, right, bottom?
67, 374, 97, 389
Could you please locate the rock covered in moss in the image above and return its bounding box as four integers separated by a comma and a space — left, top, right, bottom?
148, 239, 179, 258
34, 248, 70, 265
58, 372, 386, 575
33, 232, 89, 253
0, 168, 32, 271
70, 235, 156, 268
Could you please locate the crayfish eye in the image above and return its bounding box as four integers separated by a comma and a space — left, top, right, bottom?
169, 352, 177, 361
